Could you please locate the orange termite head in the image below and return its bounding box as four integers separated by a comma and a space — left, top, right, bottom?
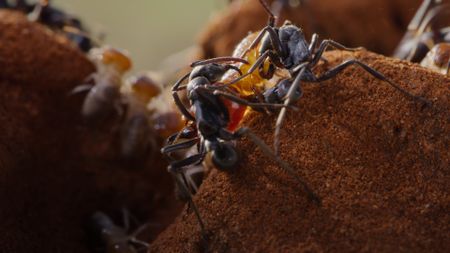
90, 46, 132, 73
128, 74, 162, 102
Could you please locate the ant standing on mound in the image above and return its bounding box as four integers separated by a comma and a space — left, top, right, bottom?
225, 0, 430, 153
162, 56, 320, 241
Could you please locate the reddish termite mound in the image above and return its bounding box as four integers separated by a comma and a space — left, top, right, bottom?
150, 50, 449, 252
0, 11, 180, 252
199, 0, 434, 59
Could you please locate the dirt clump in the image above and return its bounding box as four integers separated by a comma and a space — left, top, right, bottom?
199, 0, 435, 59
150, 50, 449, 252
0, 11, 180, 252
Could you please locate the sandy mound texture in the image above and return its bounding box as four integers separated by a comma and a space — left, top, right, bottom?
0, 11, 180, 252
150, 50, 449, 252
198, 0, 448, 59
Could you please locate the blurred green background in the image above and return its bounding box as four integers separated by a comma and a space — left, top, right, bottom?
54, 0, 228, 72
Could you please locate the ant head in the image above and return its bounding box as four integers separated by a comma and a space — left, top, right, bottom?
190, 63, 229, 83
129, 74, 162, 102
91, 47, 132, 73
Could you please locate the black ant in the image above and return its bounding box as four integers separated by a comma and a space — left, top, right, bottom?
222, 0, 430, 153
393, 0, 449, 63
90, 211, 150, 253
162, 57, 319, 241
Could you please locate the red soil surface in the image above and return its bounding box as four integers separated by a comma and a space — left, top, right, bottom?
198, 0, 446, 59
150, 50, 450, 252
0, 11, 180, 252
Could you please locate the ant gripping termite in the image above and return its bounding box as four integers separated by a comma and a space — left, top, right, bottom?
223, 0, 430, 153
162, 57, 319, 240
394, 0, 450, 63
90, 211, 150, 253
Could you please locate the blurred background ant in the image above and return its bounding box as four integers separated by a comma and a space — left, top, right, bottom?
88, 210, 151, 253
394, 0, 449, 63
0, 0, 95, 51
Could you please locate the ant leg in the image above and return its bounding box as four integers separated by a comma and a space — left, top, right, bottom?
235, 0, 283, 58
166, 126, 197, 146
239, 25, 283, 58
394, 0, 441, 60
274, 66, 308, 154
308, 33, 319, 52
259, 0, 277, 26
128, 224, 151, 248
408, 0, 439, 32
234, 127, 320, 204
225, 50, 282, 86
172, 72, 196, 121
168, 153, 205, 173
184, 165, 205, 193
405, 6, 447, 61
309, 39, 364, 67
161, 138, 199, 155
69, 84, 93, 95
314, 59, 431, 104
191, 57, 249, 67
28, 0, 49, 22
212, 90, 294, 110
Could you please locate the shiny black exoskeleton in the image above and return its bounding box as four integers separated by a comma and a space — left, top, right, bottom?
228, 0, 430, 152
162, 57, 313, 241
167, 63, 242, 172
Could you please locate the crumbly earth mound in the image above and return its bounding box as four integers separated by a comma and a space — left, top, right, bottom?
150, 50, 449, 252
0, 11, 180, 252
199, 0, 431, 59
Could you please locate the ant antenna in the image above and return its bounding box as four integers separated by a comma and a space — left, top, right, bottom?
259, 0, 277, 27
